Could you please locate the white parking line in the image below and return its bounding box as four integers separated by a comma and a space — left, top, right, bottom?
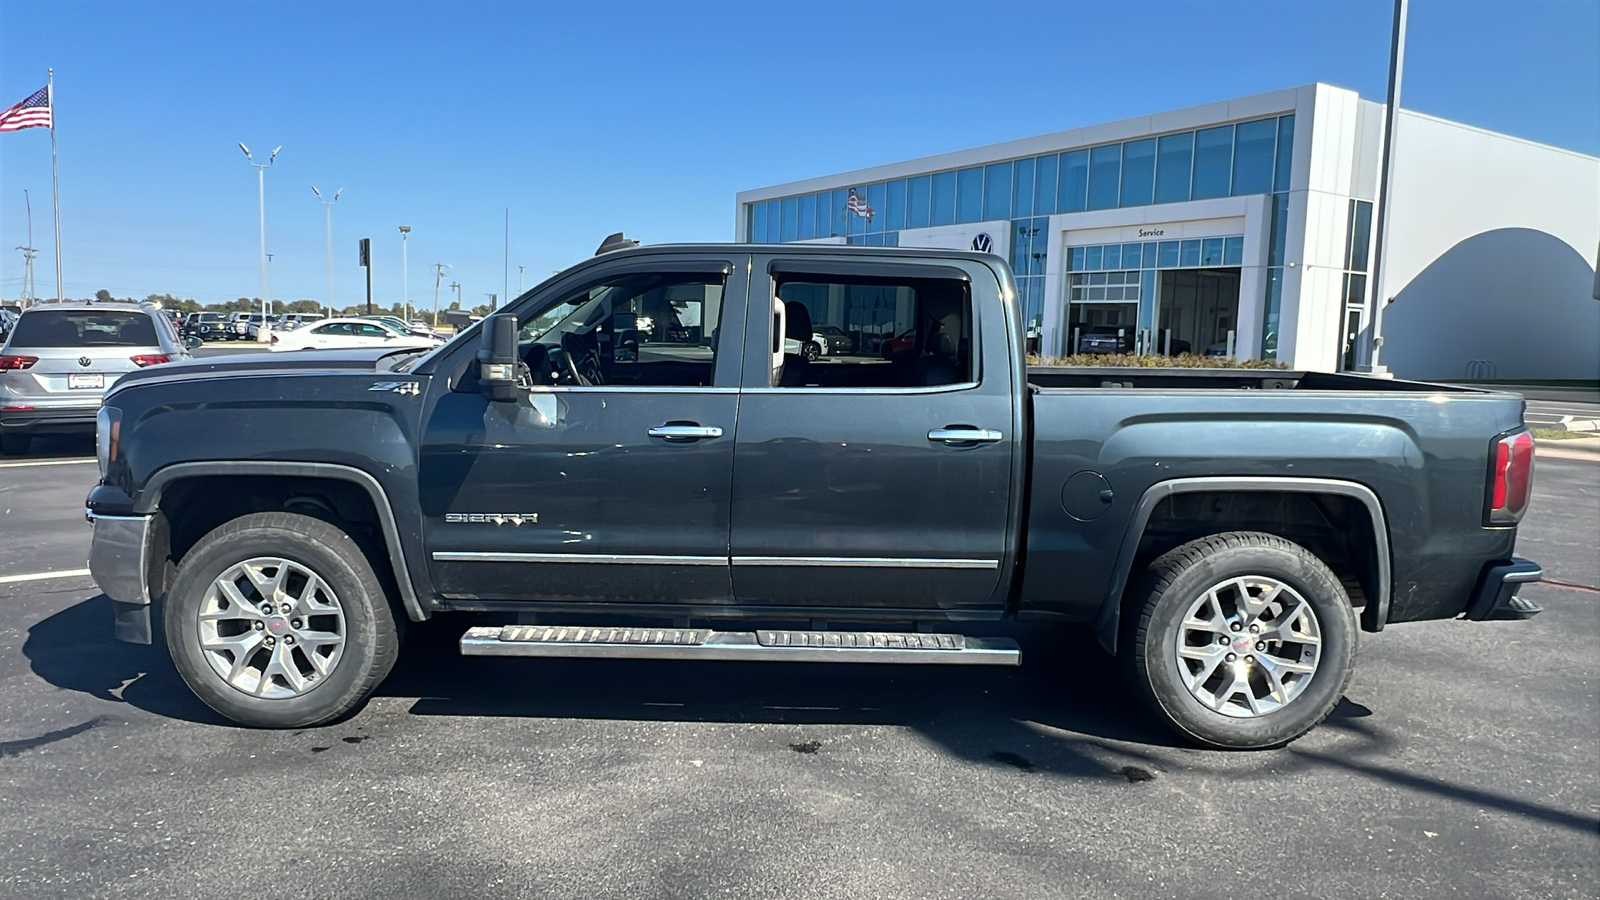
0, 568, 93, 585
0, 458, 97, 469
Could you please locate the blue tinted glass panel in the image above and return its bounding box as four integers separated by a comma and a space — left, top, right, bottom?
771, 201, 785, 242
1069, 246, 1086, 271
1030, 218, 1048, 276
1122, 243, 1142, 268
1200, 237, 1224, 266
814, 193, 831, 237
1262, 268, 1284, 359
1139, 270, 1156, 329
751, 203, 766, 243
797, 194, 816, 240
984, 162, 1013, 220
1087, 145, 1121, 210
1192, 125, 1234, 199
1142, 242, 1157, 268
865, 182, 887, 233
1154, 132, 1194, 204
1103, 244, 1121, 269
957, 167, 984, 223
1085, 245, 1103, 270
1012, 157, 1035, 218
780, 196, 799, 242
1231, 119, 1277, 196
907, 176, 932, 229
884, 232, 899, 247
1157, 241, 1180, 268
931, 172, 957, 226
1269, 193, 1289, 266
846, 189, 867, 236
884, 180, 906, 233
831, 190, 849, 237
1274, 115, 1295, 191
1180, 239, 1201, 267
1223, 236, 1244, 266
1012, 222, 1031, 273
1033, 154, 1058, 215
1120, 138, 1157, 207
1059, 149, 1089, 213
1347, 200, 1373, 271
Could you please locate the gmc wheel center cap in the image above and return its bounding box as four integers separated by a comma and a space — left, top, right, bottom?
267, 617, 292, 636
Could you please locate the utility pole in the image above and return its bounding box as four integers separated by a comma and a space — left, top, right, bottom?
398, 225, 411, 322
1358, 0, 1408, 375
16, 189, 37, 304
449, 281, 461, 315
312, 187, 342, 317
239, 143, 280, 343
432, 263, 450, 328
486, 293, 496, 313
359, 238, 373, 316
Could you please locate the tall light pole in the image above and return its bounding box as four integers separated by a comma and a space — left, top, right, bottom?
265, 253, 274, 319
312, 186, 342, 317
518, 265, 525, 296
1358, 0, 1408, 375
399, 225, 411, 322
239, 143, 279, 343
432, 263, 450, 329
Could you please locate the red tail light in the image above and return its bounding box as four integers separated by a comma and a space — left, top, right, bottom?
130, 354, 172, 367
1488, 431, 1535, 525
0, 355, 39, 370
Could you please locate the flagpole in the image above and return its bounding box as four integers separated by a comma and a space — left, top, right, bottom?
49, 68, 62, 302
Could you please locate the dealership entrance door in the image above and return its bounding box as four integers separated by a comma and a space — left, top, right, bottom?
1156, 268, 1240, 355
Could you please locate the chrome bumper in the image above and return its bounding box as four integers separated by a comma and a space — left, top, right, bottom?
87, 512, 159, 644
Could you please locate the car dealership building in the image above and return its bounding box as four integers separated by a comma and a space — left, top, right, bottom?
735, 83, 1600, 380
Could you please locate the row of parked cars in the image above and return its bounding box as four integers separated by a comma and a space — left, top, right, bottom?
0, 301, 450, 454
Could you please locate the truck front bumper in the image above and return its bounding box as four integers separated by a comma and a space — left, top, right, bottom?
1464, 557, 1544, 621
87, 511, 165, 644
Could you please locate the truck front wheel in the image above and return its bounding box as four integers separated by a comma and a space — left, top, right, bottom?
1126, 531, 1357, 749
164, 511, 400, 728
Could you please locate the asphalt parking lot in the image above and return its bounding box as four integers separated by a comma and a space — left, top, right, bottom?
0, 435, 1595, 898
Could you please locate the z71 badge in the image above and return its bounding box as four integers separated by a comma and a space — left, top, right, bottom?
369, 381, 421, 395
445, 513, 539, 526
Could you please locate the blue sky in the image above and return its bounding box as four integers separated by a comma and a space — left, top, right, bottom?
1, 0, 1596, 309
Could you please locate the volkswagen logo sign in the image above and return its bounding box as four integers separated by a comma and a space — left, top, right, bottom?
971, 233, 993, 253
78, 357, 93, 367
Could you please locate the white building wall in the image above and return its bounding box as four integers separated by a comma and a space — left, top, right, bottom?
1377, 112, 1600, 381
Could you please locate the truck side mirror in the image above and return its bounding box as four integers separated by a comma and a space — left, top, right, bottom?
477, 315, 520, 403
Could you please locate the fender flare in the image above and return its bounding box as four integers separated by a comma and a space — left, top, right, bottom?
136, 461, 428, 622
1095, 476, 1391, 653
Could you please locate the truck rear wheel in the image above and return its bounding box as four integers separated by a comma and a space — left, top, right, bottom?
164, 511, 400, 728
1126, 531, 1357, 749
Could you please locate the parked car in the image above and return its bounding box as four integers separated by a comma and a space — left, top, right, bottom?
360, 315, 445, 341
0, 308, 18, 342
1, 301, 188, 454
269, 316, 442, 352
1076, 325, 1135, 355
812, 324, 854, 355
276, 313, 325, 331
88, 241, 1542, 750
879, 328, 918, 360
183, 312, 228, 341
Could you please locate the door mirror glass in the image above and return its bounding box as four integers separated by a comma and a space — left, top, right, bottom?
183, 335, 202, 349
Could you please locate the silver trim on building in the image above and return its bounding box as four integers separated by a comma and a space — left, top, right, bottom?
431, 551, 725, 566
732, 556, 1000, 569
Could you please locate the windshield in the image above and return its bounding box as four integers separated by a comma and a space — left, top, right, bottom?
8, 310, 158, 347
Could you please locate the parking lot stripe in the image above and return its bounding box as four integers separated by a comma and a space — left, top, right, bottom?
0, 458, 97, 469
0, 568, 93, 585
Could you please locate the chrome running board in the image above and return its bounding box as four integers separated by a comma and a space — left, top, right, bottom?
459, 625, 1020, 666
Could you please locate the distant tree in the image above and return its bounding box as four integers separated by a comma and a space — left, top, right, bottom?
94, 289, 114, 303
469, 304, 491, 317
285, 299, 322, 314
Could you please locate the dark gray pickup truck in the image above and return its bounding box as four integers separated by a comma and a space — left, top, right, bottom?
86, 240, 1542, 748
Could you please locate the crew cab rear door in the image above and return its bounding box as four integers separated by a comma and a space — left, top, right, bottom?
728, 255, 1020, 614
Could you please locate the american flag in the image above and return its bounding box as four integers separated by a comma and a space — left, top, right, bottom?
846, 187, 874, 224
0, 86, 51, 132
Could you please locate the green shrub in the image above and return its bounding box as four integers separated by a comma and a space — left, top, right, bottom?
1027, 352, 1289, 369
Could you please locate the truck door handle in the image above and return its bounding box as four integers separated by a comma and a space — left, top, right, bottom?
928, 427, 1003, 444
648, 424, 724, 441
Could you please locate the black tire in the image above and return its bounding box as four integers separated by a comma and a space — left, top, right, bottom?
164, 511, 401, 728
1126, 531, 1357, 750
0, 433, 30, 456
803, 341, 821, 362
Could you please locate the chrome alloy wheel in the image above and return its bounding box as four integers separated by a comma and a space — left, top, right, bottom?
1175, 575, 1323, 718
197, 557, 347, 699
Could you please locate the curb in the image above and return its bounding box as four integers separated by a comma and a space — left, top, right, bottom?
1535, 438, 1600, 462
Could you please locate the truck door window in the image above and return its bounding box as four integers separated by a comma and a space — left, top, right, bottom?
770, 275, 973, 388
517, 272, 726, 387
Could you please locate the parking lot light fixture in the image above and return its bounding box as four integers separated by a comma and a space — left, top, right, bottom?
313, 187, 343, 317
399, 226, 411, 322
240, 143, 279, 342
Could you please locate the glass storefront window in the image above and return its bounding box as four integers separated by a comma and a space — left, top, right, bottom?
1085, 245, 1103, 270
798, 194, 816, 240
907, 176, 932, 229
1120, 138, 1157, 207
1068, 246, 1086, 271
1269, 192, 1289, 266
1059, 149, 1089, 213
1122, 243, 1142, 268
1192, 125, 1234, 199
1261, 268, 1283, 360
831, 189, 849, 237
1087, 144, 1122, 210
956, 167, 984, 223
1154, 132, 1194, 204
1180, 239, 1202, 267
866, 182, 887, 233
1157, 241, 1180, 268
984, 162, 1013, 221
1274, 115, 1295, 191
1223, 236, 1244, 266
1030, 218, 1048, 276
1345, 199, 1373, 271
1103, 244, 1121, 269
1033, 154, 1058, 216
811, 193, 829, 238
885, 180, 906, 233
1012, 157, 1035, 218
780, 196, 799, 242
1142, 243, 1157, 268
1231, 118, 1277, 196
751, 203, 766, 243
1200, 237, 1224, 266
931, 173, 956, 226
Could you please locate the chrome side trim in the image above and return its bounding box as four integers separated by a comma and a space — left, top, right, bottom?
432, 551, 725, 566
460, 626, 1021, 666
733, 556, 1000, 569
531, 386, 739, 395
1096, 476, 1392, 653
740, 382, 979, 396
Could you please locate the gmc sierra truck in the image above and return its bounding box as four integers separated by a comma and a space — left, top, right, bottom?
86, 240, 1543, 749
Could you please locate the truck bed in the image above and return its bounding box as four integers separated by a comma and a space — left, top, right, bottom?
1026, 366, 1493, 393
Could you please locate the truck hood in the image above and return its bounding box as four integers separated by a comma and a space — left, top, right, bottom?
105, 348, 428, 397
